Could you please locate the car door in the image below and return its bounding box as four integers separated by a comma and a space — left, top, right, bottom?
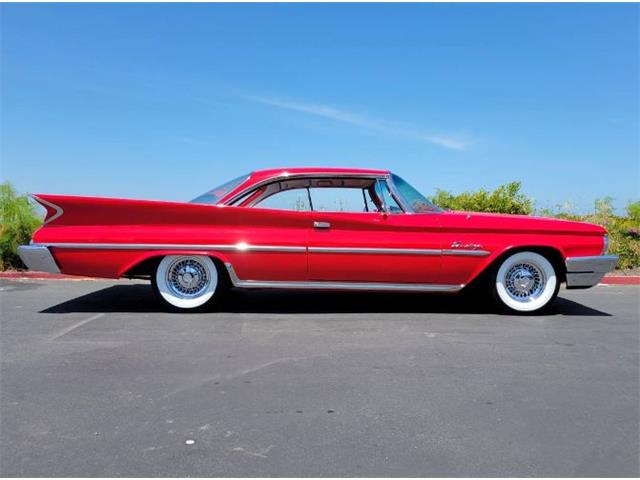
307, 181, 442, 283
223, 191, 312, 282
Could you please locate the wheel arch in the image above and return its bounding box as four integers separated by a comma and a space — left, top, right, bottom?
119, 251, 232, 284
466, 245, 566, 290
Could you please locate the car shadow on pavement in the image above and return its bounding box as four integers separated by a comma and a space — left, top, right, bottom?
39, 284, 612, 316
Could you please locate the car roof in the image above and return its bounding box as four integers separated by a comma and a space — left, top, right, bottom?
219, 167, 390, 204
250, 167, 389, 181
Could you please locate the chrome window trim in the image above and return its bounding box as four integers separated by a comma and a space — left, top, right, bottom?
32, 195, 64, 224
224, 263, 463, 292
384, 176, 413, 214
218, 171, 441, 216
223, 172, 391, 208
386, 174, 442, 215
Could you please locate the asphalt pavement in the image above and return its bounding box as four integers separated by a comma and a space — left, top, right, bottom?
1, 279, 638, 476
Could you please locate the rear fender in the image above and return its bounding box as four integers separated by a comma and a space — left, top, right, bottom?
118, 250, 233, 278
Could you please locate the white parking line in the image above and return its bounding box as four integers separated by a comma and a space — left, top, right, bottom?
49, 313, 105, 341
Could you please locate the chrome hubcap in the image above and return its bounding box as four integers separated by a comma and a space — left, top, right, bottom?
504, 263, 545, 301
167, 259, 209, 298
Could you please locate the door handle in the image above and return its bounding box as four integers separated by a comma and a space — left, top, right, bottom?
313, 221, 331, 229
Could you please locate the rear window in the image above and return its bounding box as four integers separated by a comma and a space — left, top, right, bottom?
190, 174, 250, 205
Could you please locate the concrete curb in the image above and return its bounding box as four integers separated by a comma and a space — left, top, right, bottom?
599, 276, 640, 285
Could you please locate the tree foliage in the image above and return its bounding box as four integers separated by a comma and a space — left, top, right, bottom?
0, 182, 42, 270
626, 201, 640, 222
430, 182, 533, 215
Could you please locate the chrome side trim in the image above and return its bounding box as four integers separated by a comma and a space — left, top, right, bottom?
40, 242, 490, 257
41, 243, 305, 253
309, 246, 441, 255
565, 254, 618, 287
233, 244, 306, 253
442, 249, 491, 257
224, 263, 463, 292
32, 195, 64, 224
17, 245, 61, 273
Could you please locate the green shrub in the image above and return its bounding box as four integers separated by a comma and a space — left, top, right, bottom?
627, 201, 640, 222
0, 182, 43, 271
430, 182, 533, 215
602, 216, 640, 270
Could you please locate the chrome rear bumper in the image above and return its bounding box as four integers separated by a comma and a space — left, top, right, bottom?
565, 255, 618, 288
17, 245, 61, 274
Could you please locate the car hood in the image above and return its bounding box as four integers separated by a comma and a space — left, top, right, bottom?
440, 211, 606, 235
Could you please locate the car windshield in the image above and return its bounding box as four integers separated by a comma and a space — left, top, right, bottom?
391, 174, 441, 213
190, 174, 250, 205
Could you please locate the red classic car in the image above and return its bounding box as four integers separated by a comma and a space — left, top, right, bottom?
19, 167, 617, 313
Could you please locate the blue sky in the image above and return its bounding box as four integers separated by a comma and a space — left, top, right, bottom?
1, 3, 638, 213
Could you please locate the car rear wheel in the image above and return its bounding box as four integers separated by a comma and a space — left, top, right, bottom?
152, 255, 221, 311
493, 251, 559, 313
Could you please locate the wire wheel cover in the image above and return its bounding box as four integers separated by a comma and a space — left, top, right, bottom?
504, 262, 545, 301
166, 258, 209, 298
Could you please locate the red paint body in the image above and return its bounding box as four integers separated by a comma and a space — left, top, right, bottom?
31, 168, 606, 286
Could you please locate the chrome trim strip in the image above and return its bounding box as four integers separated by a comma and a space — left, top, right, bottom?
224, 263, 463, 292
223, 172, 389, 206
309, 246, 441, 255
32, 195, 64, 224
442, 249, 491, 257
565, 254, 618, 288
17, 245, 61, 273
40, 242, 490, 257
41, 242, 305, 253
234, 244, 306, 253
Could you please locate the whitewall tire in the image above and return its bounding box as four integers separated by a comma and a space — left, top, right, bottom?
153, 255, 219, 310
493, 251, 558, 313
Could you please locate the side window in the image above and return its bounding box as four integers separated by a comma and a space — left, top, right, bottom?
375, 180, 403, 213
254, 189, 311, 211
363, 188, 381, 212
309, 188, 368, 212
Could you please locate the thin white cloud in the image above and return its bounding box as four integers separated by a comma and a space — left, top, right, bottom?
420, 135, 469, 151
245, 95, 470, 151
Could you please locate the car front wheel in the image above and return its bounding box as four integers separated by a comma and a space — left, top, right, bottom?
152, 255, 221, 311
493, 251, 559, 313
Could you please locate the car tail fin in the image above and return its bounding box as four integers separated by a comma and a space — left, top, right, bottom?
32, 195, 64, 224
